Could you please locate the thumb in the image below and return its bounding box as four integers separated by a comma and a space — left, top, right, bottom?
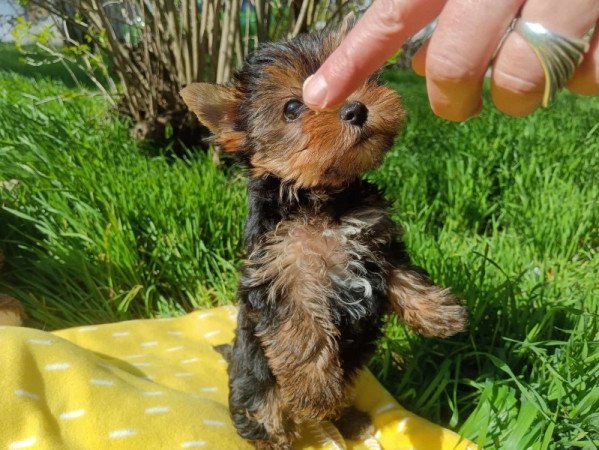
303, 0, 446, 110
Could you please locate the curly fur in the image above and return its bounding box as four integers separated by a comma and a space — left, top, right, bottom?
181, 25, 467, 449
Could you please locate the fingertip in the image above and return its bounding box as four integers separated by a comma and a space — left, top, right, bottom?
304, 0, 446, 110
426, 72, 485, 122
302, 74, 329, 110
491, 84, 541, 117
490, 33, 544, 117
430, 96, 483, 121
568, 74, 599, 96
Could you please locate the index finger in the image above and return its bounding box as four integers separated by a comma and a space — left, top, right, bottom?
303, 0, 446, 110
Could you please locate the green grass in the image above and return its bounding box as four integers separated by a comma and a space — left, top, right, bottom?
0, 72, 246, 325
372, 71, 598, 449
0, 66, 597, 449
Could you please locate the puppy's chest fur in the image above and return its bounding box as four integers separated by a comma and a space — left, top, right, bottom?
239, 177, 397, 419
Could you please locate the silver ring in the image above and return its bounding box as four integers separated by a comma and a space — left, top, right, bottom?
514, 19, 589, 107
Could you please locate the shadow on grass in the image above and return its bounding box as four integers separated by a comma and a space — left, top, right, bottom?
0, 43, 105, 89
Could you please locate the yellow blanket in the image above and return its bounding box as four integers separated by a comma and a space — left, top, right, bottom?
0, 306, 475, 449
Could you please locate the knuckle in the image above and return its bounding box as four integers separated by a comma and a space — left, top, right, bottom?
426, 50, 479, 85
492, 37, 544, 97
492, 67, 543, 97
368, 0, 409, 37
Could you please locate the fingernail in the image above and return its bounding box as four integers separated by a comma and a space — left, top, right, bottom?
303, 74, 329, 109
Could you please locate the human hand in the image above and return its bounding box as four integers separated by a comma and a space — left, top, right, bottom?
303, 0, 599, 121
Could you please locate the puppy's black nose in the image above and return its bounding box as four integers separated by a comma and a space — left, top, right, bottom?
340, 101, 368, 127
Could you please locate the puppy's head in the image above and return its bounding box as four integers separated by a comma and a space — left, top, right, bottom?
181, 21, 404, 190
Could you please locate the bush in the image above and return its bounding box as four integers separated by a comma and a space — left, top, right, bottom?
18, 0, 354, 146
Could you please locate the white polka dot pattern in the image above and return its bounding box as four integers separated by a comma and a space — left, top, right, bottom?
0, 306, 476, 450
8, 436, 37, 449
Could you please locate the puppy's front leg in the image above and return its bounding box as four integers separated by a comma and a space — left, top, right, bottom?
387, 265, 468, 337
228, 303, 293, 448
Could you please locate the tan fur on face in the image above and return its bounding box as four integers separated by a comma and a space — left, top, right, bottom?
388, 268, 467, 337
243, 29, 403, 189
249, 81, 404, 189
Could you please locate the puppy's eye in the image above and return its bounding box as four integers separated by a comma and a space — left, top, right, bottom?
283, 100, 303, 121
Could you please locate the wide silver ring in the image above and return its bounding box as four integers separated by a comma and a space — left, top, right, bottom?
513, 19, 589, 107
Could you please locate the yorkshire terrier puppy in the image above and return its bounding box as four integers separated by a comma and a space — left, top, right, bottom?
181, 20, 467, 450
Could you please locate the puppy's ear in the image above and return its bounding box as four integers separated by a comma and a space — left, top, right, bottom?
180, 83, 235, 133
180, 83, 245, 152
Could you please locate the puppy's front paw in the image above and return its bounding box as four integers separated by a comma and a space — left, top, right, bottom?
334, 406, 375, 441
388, 268, 467, 338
